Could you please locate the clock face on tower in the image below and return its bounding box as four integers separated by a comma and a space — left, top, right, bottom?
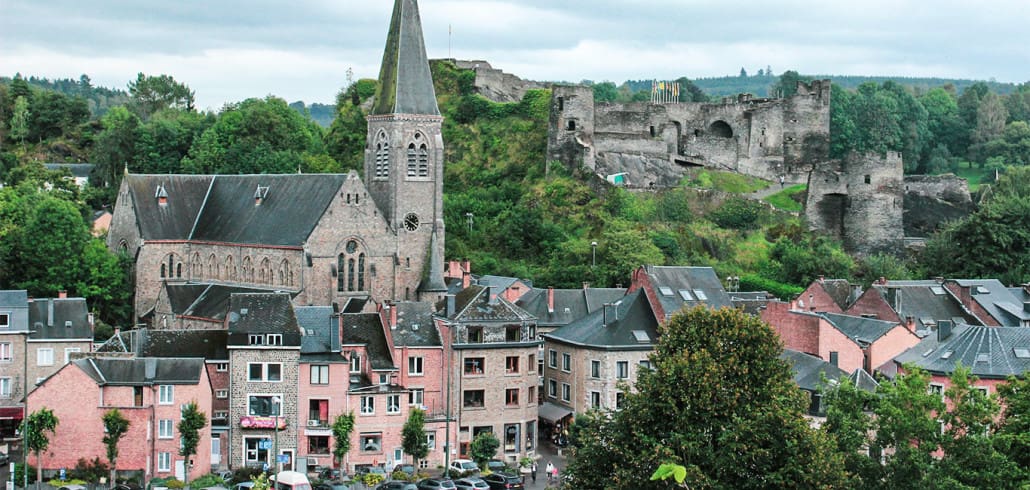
403, 213, 420, 231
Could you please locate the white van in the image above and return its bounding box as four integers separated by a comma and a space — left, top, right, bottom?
272, 471, 312, 490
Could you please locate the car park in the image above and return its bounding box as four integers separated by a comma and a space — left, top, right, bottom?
453, 478, 489, 490
480, 473, 524, 490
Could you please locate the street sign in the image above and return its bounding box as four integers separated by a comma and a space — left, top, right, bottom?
259, 440, 273, 450
277, 455, 289, 464
59, 469, 66, 481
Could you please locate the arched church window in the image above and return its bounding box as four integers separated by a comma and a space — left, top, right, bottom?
418, 144, 429, 177
259, 258, 271, 284
160, 264, 166, 278
242, 256, 253, 283
279, 259, 292, 286
358, 253, 366, 291
337, 240, 367, 292
176, 263, 182, 278
407, 143, 418, 177
374, 132, 390, 179
347, 258, 355, 291
192, 253, 202, 279
337, 254, 346, 292
208, 254, 218, 279
225, 256, 237, 281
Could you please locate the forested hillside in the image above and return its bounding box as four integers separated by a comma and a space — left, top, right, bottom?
2, 64, 1029, 329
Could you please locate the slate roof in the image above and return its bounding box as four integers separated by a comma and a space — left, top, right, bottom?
951, 279, 1030, 326
28, 297, 92, 340
731, 291, 774, 316
780, 349, 850, 393
641, 266, 734, 319
226, 293, 302, 346
296, 306, 340, 355
124, 174, 348, 246
871, 281, 980, 329
445, 285, 536, 323
340, 313, 395, 370
818, 279, 856, 310
372, 0, 440, 116
166, 283, 295, 322
0, 290, 28, 307
74, 357, 206, 385
822, 312, 901, 346
418, 231, 448, 293
516, 287, 628, 328
389, 302, 440, 347
893, 324, 1030, 379
544, 290, 659, 351
97, 328, 229, 360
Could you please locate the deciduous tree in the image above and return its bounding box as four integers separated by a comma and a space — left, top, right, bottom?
331, 412, 355, 471
178, 401, 208, 485
24, 408, 59, 489
401, 408, 429, 468
102, 408, 130, 488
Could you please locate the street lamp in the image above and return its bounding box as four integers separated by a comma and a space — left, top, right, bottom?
590, 241, 598, 267
465, 212, 474, 235
272, 396, 282, 475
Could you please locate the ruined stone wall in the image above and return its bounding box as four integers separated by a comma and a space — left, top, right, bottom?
453, 60, 548, 103
806, 152, 904, 255
903, 174, 973, 237
547, 81, 830, 186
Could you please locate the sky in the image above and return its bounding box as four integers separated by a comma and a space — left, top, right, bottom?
2, 0, 1028, 111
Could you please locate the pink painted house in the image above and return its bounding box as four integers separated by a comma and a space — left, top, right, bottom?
761, 307, 920, 375
27, 357, 213, 482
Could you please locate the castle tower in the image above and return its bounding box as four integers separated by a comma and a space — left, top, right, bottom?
365, 0, 447, 301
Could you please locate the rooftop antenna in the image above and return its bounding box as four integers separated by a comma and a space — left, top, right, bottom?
448, 24, 452, 58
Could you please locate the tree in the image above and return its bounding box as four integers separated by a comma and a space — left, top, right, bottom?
872, 367, 944, 487
178, 401, 207, 485
468, 432, 500, 468
773, 70, 806, 98
5, 193, 90, 297
994, 376, 1030, 473
331, 412, 355, 470
592, 81, 619, 103
401, 408, 429, 468
10, 96, 29, 144
565, 306, 845, 489
971, 92, 1009, 164
101, 409, 130, 488
128, 72, 195, 120
739, 67, 748, 78
24, 408, 59, 489
92, 106, 140, 189
821, 377, 881, 488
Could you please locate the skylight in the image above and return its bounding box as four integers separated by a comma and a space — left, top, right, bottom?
976, 286, 991, 294
940, 350, 953, 360
1014, 348, 1030, 359
659, 287, 674, 296
632, 330, 651, 343
678, 290, 694, 301
693, 289, 708, 300
930, 286, 945, 295
976, 353, 990, 364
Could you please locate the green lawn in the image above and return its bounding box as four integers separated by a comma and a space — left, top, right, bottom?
952, 161, 989, 192
764, 184, 807, 212
687, 170, 771, 194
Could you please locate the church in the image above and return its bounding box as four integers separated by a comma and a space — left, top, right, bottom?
107, 0, 448, 324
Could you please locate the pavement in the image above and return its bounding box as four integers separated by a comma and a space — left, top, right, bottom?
521, 439, 567, 490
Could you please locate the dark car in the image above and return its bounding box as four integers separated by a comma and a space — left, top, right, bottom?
453, 478, 489, 490
376, 483, 418, 490
313, 483, 350, 490
416, 478, 457, 490
480, 473, 524, 490
318, 468, 344, 481
393, 464, 416, 477
485, 460, 508, 473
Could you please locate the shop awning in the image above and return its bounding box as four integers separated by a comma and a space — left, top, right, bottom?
0, 407, 25, 420
538, 402, 573, 424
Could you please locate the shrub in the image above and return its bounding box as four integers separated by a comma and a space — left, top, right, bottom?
166, 478, 186, 489
708, 197, 767, 230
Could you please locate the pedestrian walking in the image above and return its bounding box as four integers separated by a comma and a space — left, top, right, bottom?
531, 462, 537, 484
779, 174, 785, 188
545, 461, 554, 483
551, 466, 559, 483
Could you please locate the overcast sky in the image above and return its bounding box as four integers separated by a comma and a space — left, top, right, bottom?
3, 0, 1028, 111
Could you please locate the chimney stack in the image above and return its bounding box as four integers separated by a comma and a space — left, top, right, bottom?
938, 320, 953, 341
905, 315, 915, 332
390, 303, 398, 329
462, 271, 471, 289
582, 282, 590, 290
547, 287, 555, 314
1024, 301, 1030, 313
818, 275, 824, 283
58, 290, 67, 299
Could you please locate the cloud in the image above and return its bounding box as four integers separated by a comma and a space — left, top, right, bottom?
1, 0, 1027, 110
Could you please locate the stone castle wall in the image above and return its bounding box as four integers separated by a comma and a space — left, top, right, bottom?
453, 60, 549, 103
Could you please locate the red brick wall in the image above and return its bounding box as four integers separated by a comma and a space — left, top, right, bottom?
797, 282, 845, 314
944, 282, 1000, 326
761, 303, 820, 356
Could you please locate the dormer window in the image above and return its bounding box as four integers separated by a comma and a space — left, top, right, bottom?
248, 334, 264, 346
254, 185, 269, 205
155, 184, 168, 205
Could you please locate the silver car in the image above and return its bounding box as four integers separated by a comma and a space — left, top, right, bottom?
453, 478, 489, 490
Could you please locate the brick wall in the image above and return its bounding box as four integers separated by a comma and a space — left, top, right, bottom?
761, 303, 820, 356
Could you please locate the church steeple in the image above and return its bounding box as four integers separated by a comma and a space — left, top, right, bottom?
372, 0, 440, 116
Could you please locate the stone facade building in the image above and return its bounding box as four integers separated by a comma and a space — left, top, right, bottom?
437, 285, 541, 463
106, 0, 448, 323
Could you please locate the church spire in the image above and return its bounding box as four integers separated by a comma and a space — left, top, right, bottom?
372, 0, 440, 116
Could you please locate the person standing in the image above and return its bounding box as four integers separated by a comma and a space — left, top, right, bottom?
551, 466, 559, 483
545, 461, 554, 483
531, 462, 537, 484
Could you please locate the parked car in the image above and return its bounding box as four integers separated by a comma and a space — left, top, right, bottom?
58, 486, 87, 490
317, 467, 344, 481
313, 483, 350, 490
234, 481, 256, 490
448, 459, 479, 474
376, 482, 418, 490
485, 460, 508, 473
0, 452, 10, 465
481, 473, 524, 490
355, 465, 387, 477
415, 478, 456, 490
453, 478, 489, 490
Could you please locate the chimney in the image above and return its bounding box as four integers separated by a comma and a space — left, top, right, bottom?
488, 286, 499, 305
390, 303, 398, 329
582, 282, 590, 290
878, 277, 886, 285
818, 275, 824, 283
47, 299, 54, 326
113, 327, 120, 337
1024, 301, 1030, 313
938, 320, 953, 341
462, 259, 471, 274
547, 287, 555, 314
905, 316, 915, 332
58, 290, 67, 299
155, 184, 168, 205
934, 276, 944, 284
446, 294, 456, 318
850, 284, 862, 304
462, 271, 471, 289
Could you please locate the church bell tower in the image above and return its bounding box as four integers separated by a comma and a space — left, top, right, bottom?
365, 0, 447, 301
